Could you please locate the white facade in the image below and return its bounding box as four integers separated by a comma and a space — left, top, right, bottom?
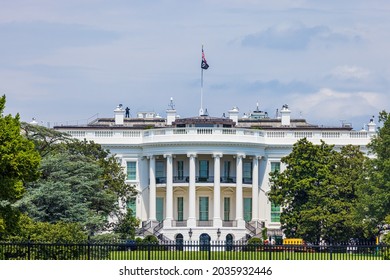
54, 104, 376, 243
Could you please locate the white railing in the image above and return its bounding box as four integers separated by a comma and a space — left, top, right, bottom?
59, 127, 374, 146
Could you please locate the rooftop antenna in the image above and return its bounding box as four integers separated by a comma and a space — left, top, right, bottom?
256, 101, 260, 111
168, 97, 175, 110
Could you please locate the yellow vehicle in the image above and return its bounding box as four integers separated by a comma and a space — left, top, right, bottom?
282, 238, 304, 245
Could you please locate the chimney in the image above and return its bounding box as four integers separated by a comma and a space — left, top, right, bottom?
114, 104, 125, 125
228, 106, 239, 124
280, 104, 291, 126
166, 97, 177, 125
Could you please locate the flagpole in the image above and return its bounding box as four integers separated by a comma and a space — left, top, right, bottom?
200, 66, 204, 116
200, 45, 204, 116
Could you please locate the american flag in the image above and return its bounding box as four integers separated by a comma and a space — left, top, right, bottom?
201, 48, 209, 70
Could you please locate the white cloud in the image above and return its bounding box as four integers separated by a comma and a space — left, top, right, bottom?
288, 88, 388, 126
330, 65, 371, 80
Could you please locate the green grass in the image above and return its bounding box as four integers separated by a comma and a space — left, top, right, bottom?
107, 250, 383, 260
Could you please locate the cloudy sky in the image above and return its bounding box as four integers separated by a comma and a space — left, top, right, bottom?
1, 0, 389, 129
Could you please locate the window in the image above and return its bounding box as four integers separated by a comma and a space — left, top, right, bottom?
270, 162, 281, 222
224, 197, 230, 221
156, 161, 165, 183
156, 197, 164, 222
271, 202, 281, 223
177, 197, 184, 221
199, 160, 209, 180
244, 198, 252, 222
243, 161, 252, 183
271, 162, 280, 173
127, 197, 136, 216
126, 162, 136, 180
177, 161, 184, 180
156, 161, 165, 177
199, 197, 209, 221
224, 161, 231, 179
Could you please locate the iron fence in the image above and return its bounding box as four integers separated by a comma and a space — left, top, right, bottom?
1, 240, 389, 260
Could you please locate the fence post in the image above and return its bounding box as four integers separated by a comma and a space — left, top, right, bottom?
27, 236, 31, 260
148, 242, 151, 260
329, 244, 333, 260
87, 236, 91, 260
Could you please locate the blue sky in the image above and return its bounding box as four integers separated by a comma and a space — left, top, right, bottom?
1, 0, 389, 129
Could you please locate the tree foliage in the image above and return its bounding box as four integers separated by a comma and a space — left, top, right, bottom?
269, 138, 366, 243
18, 126, 136, 235
0, 95, 41, 237
355, 111, 390, 237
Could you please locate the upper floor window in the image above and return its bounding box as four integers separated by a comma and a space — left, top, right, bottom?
177, 161, 184, 180
199, 160, 209, 180
271, 162, 280, 173
126, 161, 137, 180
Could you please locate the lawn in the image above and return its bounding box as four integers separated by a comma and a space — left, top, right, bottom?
107, 249, 383, 260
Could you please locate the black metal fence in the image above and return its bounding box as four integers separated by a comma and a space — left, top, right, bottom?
1, 240, 389, 260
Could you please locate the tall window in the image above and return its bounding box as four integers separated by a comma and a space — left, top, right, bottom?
199, 197, 209, 221
177, 161, 184, 180
156, 161, 165, 178
177, 197, 184, 221
224, 197, 230, 221
243, 161, 252, 183
224, 161, 231, 179
270, 162, 281, 222
244, 198, 252, 222
156, 197, 164, 222
199, 160, 209, 180
271, 203, 281, 223
127, 197, 136, 216
127, 162, 136, 180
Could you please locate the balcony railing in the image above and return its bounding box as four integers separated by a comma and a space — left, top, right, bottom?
156, 177, 166, 184
173, 176, 189, 183
197, 220, 213, 227
196, 176, 214, 183
172, 220, 187, 227
222, 220, 237, 227
157, 176, 252, 184
220, 176, 236, 183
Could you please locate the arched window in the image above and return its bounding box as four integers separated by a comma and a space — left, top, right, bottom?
199, 233, 211, 251
226, 234, 234, 251
175, 234, 184, 251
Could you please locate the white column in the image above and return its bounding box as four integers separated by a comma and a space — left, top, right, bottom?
164, 154, 173, 227
187, 153, 197, 228
251, 156, 261, 222
213, 153, 222, 228
149, 155, 156, 221
236, 153, 245, 227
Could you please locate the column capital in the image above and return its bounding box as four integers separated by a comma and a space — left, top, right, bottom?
146, 154, 155, 160
236, 153, 246, 159
212, 152, 223, 158
253, 155, 263, 160
163, 153, 173, 159
187, 152, 197, 158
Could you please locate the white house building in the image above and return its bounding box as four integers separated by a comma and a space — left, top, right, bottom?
54, 101, 376, 244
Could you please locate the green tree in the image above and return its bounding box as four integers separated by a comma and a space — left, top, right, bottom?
269, 138, 366, 243
355, 111, 390, 238
18, 127, 136, 235
21, 122, 72, 157
113, 210, 140, 240
0, 95, 40, 237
